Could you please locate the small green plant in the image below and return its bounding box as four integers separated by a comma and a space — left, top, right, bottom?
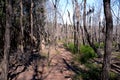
117, 55, 120, 59
63, 42, 78, 53
84, 63, 101, 80
94, 42, 104, 49
72, 74, 82, 80
109, 71, 119, 80
80, 45, 97, 64
63, 43, 67, 48
94, 42, 99, 48
72, 63, 101, 80
100, 42, 104, 48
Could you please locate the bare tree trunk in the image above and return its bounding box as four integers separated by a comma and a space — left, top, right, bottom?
102, 0, 113, 80
80, 25, 85, 45
65, 22, 68, 44
4, 0, 11, 79
19, 0, 24, 53
98, 22, 101, 48
76, 21, 80, 53
83, 0, 102, 57
75, 0, 80, 53
72, 0, 80, 53
30, 0, 34, 50
30, 0, 33, 38
38, 0, 45, 52
73, 14, 77, 53
54, 0, 57, 49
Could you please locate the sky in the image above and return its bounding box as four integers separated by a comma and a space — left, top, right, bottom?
59, 0, 101, 24
48, 0, 120, 25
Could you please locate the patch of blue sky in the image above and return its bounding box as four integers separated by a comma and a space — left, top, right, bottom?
58, 0, 73, 24
60, 0, 101, 24
51, 0, 119, 25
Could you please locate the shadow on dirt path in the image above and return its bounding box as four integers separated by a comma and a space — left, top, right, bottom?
10, 43, 75, 80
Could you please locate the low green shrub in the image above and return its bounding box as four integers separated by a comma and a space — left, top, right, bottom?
84, 63, 101, 80
109, 71, 119, 80
63, 43, 67, 48
117, 55, 120, 59
80, 45, 97, 63
72, 74, 82, 80
94, 42, 104, 49
72, 63, 101, 80
94, 42, 99, 48
100, 42, 104, 48
63, 42, 78, 53
64, 43, 97, 63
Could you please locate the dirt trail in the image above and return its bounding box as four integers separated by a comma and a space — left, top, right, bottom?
15, 43, 74, 80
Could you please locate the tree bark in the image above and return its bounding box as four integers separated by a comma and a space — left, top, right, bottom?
80, 25, 85, 45
30, 0, 34, 50
4, 0, 11, 79
72, 0, 80, 53
19, 0, 24, 53
30, 0, 33, 38
75, 1, 80, 53
73, 14, 77, 53
102, 0, 113, 80
54, 0, 57, 48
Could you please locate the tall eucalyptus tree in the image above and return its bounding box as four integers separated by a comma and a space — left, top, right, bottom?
102, 0, 113, 80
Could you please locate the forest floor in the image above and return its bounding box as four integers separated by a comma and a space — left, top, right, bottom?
1, 42, 119, 80
15, 42, 75, 80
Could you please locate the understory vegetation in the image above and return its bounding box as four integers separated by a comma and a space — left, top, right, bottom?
63, 42, 120, 80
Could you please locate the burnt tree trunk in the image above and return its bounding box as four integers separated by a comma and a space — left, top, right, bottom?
4, 0, 12, 79
102, 0, 113, 80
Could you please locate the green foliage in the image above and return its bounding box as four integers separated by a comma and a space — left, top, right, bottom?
94, 42, 104, 49
117, 55, 120, 59
109, 71, 119, 80
67, 43, 74, 53
83, 63, 101, 80
72, 63, 119, 80
94, 43, 99, 48
72, 63, 101, 80
100, 42, 104, 48
80, 45, 97, 63
73, 53, 81, 63
67, 43, 119, 80
64, 43, 97, 64
63, 42, 78, 53
72, 74, 82, 80
63, 43, 67, 48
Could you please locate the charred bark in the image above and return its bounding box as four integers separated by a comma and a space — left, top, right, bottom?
102, 0, 113, 80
